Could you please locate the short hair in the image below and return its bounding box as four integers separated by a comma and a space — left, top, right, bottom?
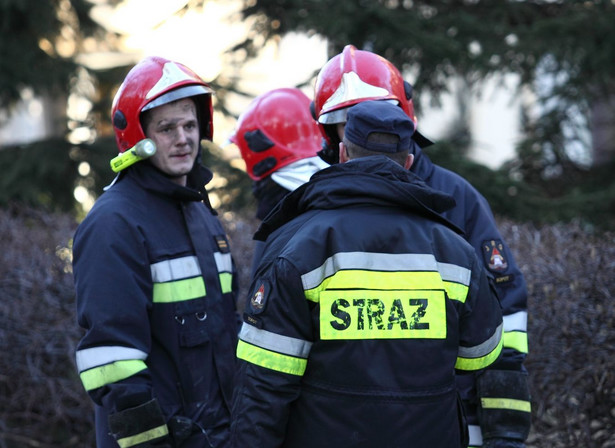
343, 132, 409, 166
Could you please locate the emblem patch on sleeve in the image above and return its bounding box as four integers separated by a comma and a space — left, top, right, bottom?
249, 281, 268, 314
483, 239, 508, 272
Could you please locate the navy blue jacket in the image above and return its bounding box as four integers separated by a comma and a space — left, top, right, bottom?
231, 157, 503, 447
410, 145, 529, 431
73, 161, 238, 447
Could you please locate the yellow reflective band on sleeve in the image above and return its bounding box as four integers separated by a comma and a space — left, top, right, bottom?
455, 332, 503, 371
503, 330, 529, 354
236, 340, 307, 376
219, 272, 233, 294
116, 424, 169, 448
320, 289, 447, 340
481, 397, 532, 413
152, 277, 205, 303
80, 359, 147, 391
442, 280, 469, 303
304, 270, 444, 303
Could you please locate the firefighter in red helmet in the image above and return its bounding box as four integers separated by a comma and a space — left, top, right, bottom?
230, 87, 328, 273
311, 45, 532, 448
73, 56, 239, 448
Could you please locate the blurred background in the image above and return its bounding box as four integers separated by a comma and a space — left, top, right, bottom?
0, 1, 614, 446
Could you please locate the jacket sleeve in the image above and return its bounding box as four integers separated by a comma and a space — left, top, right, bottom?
462, 188, 529, 370
455, 252, 504, 373
231, 258, 314, 448
73, 208, 157, 417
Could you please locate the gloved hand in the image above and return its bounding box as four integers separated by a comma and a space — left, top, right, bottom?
108, 398, 173, 447
483, 438, 526, 448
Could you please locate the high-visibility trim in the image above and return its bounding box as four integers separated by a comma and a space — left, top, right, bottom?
301, 252, 470, 303
305, 270, 444, 303
236, 340, 307, 376
80, 359, 148, 391
503, 330, 529, 354
442, 281, 469, 303
152, 277, 205, 303
320, 290, 447, 340
503, 311, 528, 332
116, 424, 169, 448
437, 261, 472, 286
481, 397, 532, 413
302, 252, 439, 289
214, 252, 233, 274
239, 324, 312, 358
219, 272, 233, 294
467, 424, 483, 447
455, 323, 503, 371
151, 256, 201, 282
76, 346, 147, 372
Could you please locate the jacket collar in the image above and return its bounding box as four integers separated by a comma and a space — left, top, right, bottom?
255, 156, 459, 240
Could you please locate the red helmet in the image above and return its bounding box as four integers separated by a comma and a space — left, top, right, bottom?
111, 56, 214, 152
230, 88, 322, 181
313, 45, 431, 154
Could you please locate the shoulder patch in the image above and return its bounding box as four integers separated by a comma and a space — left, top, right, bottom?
214, 235, 230, 253
249, 281, 269, 314
482, 239, 508, 273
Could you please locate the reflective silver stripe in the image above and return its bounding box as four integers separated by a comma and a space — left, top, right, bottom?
214, 252, 233, 273
437, 262, 471, 286
302, 252, 439, 290
458, 322, 503, 359
468, 424, 483, 446
76, 346, 147, 373
239, 323, 312, 358
503, 311, 527, 332
151, 256, 201, 282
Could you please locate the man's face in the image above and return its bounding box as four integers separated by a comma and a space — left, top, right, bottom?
143, 98, 199, 185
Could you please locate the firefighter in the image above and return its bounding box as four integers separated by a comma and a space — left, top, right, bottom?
229, 87, 328, 274
230, 100, 504, 447
73, 56, 238, 447
312, 45, 531, 448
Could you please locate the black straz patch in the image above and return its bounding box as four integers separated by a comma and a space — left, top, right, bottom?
249, 281, 268, 314
482, 239, 509, 273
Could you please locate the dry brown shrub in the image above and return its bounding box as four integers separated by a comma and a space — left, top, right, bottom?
1, 204, 613, 447
498, 219, 615, 448
0, 204, 92, 447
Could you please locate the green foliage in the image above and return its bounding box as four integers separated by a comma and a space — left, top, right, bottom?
0, 138, 78, 211
0, 0, 99, 112
429, 140, 615, 230
234, 0, 615, 227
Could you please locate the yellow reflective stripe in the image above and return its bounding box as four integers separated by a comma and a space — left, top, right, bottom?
320, 290, 447, 340
443, 280, 469, 303
481, 397, 532, 413
455, 332, 503, 371
304, 270, 444, 303
152, 277, 205, 303
503, 330, 528, 354
117, 424, 169, 448
219, 272, 233, 294
236, 340, 307, 376
80, 359, 147, 391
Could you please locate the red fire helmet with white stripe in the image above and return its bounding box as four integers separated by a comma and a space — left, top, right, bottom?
111, 56, 214, 152
313, 45, 417, 147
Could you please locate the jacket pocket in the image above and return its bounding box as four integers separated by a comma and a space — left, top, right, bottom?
174, 298, 210, 347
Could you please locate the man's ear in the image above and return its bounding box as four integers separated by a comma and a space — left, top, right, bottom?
404, 153, 414, 170
339, 142, 349, 163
